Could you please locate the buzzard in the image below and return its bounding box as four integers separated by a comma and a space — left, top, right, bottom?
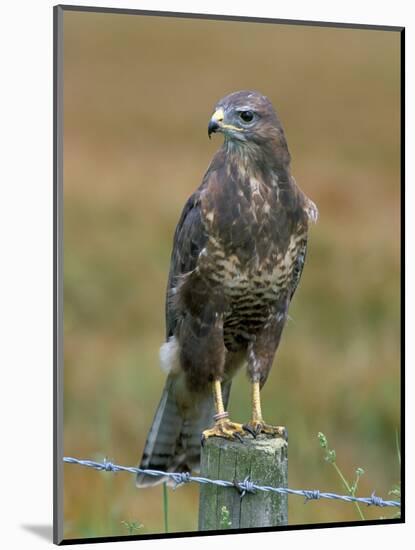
137, 90, 317, 487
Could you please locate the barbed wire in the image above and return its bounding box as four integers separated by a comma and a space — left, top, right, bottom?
63, 456, 400, 508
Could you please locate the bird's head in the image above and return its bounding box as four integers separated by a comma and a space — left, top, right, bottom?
208, 90, 284, 148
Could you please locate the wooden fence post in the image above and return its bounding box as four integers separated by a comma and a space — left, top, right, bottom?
198, 434, 288, 530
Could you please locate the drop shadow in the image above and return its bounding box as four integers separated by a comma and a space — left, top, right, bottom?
21, 524, 53, 542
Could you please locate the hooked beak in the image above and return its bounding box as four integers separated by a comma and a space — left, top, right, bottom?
208, 107, 224, 139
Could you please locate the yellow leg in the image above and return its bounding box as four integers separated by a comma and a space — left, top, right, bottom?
252, 381, 263, 424
242, 381, 287, 439
201, 379, 246, 444
213, 379, 226, 418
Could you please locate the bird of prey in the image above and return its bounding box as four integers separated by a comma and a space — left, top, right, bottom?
136, 90, 317, 487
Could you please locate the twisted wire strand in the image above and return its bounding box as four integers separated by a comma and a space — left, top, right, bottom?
63, 457, 400, 508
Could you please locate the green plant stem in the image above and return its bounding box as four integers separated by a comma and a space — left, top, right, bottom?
163, 481, 169, 533
332, 462, 365, 520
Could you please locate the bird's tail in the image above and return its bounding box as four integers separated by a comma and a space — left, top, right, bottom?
136, 374, 231, 488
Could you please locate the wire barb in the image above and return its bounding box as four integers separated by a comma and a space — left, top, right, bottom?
369, 492, 385, 507
303, 490, 321, 503
171, 471, 191, 488
234, 476, 256, 498
103, 459, 115, 472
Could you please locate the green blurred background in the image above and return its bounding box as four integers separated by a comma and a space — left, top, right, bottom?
62, 10, 401, 540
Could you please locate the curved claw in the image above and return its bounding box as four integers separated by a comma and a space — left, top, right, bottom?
242, 424, 257, 438
233, 432, 244, 443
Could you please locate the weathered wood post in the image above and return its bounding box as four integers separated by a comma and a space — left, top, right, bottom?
198, 435, 288, 530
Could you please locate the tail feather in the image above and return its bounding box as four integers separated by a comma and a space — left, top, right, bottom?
136, 375, 182, 487
136, 375, 232, 487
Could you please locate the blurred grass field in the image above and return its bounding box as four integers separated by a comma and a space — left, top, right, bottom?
62, 10, 401, 539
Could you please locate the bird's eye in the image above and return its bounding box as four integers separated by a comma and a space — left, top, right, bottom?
239, 110, 254, 123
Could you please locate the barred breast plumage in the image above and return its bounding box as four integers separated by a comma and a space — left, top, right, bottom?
198, 172, 307, 352
200, 233, 305, 351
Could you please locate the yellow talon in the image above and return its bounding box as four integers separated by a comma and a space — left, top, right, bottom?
201, 418, 246, 444
243, 381, 287, 439
202, 379, 247, 445
243, 421, 287, 439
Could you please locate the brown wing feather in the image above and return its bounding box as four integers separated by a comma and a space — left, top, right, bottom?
165, 191, 208, 338
289, 236, 308, 302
